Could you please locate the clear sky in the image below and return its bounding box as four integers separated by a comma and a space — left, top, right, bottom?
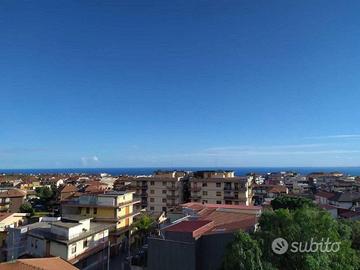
1, 0, 360, 169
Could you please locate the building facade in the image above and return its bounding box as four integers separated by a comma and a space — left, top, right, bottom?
6, 216, 110, 270
61, 191, 140, 251
189, 171, 253, 206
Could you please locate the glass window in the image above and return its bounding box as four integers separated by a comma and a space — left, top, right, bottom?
150, 181, 154, 186
83, 239, 88, 248
71, 245, 77, 254
216, 182, 221, 188
216, 191, 221, 196
93, 208, 97, 214
86, 207, 90, 214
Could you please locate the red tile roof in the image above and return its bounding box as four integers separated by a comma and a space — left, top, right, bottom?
165, 220, 212, 233
315, 191, 336, 200
0, 257, 78, 270
175, 203, 260, 236
61, 184, 77, 193
182, 202, 262, 211
0, 189, 26, 198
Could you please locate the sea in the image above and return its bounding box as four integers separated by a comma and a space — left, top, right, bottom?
1, 167, 360, 176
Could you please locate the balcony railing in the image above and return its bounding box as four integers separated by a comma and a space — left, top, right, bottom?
62, 199, 140, 208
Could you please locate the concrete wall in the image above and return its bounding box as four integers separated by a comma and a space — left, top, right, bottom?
50, 241, 68, 260
148, 237, 196, 270
197, 233, 234, 270
27, 236, 48, 257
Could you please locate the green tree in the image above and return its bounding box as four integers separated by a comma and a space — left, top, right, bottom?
255, 207, 360, 270
19, 202, 34, 216
132, 214, 155, 247
35, 186, 54, 202
271, 196, 315, 211
221, 231, 263, 270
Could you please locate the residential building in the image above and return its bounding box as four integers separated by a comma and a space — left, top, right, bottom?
252, 184, 288, 205
60, 185, 78, 201
0, 189, 26, 213
61, 191, 140, 251
148, 203, 261, 270
6, 216, 110, 270
189, 171, 253, 206
0, 257, 79, 270
0, 213, 29, 261
135, 175, 184, 214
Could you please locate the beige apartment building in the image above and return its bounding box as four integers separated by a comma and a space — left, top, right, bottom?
133, 171, 186, 214
0, 189, 26, 213
190, 171, 253, 206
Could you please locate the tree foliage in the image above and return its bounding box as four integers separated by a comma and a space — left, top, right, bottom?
222, 197, 360, 270
132, 213, 156, 247
221, 231, 263, 270
19, 202, 34, 216
35, 186, 54, 202
271, 196, 315, 211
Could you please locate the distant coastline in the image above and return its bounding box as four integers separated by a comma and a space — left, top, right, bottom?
1, 167, 360, 176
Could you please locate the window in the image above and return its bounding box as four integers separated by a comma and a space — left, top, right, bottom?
216, 182, 221, 188
150, 181, 155, 186
162, 190, 166, 194
150, 190, 155, 194
71, 245, 77, 254
35, 240, 38, 248
162, 207, 167, 212
216, 191, 221, 196
150, 206, 155, 211
93, 208, 97, 215
83, 239, 88, 248
202, 191, 208, 196
86, 207, 90, 214
202, 200, 208, 204
150, 198, 155, 202
162, 181, 167, 186
216, 201, 222, 204
162, 198, 166, 203
202, 182, 207, 187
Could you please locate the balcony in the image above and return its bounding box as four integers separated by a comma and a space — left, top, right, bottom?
191, 194, 201, 199
62, 199, 141, 208
166, 194, 178, 199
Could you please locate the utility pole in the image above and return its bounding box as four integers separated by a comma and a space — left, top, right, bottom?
107, 240, 110, 270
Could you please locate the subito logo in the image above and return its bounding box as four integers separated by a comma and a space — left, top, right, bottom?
272, 238, 289, 255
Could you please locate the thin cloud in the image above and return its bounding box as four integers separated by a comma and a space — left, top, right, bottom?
305, 134, 360, 139
81, 156, 100, 166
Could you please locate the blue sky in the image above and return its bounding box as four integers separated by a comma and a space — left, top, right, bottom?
1, 0, 360, 168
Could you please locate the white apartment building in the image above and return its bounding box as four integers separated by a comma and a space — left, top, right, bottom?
7, 216, 110, 270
